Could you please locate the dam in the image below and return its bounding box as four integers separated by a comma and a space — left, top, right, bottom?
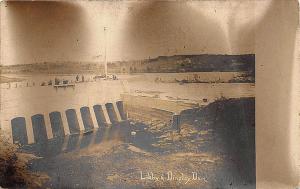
0, 74, 254, 156
7, 101, 125, 145
0, 78, 200, 156
1, 96, 196, 157
0, 73, 255, 188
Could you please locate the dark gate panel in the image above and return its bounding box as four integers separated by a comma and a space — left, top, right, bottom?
80, 107, 94, 131
31, 114, 48, 144
116, 101, 126, 120
93, 105, 106, 127
105, 103, 117, 124
65, 109, 80, 134
11, 117, 28, 145
49, 111, 65, 138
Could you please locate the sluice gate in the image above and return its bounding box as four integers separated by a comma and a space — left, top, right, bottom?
1, 101, 129, 156
1, 94, 195, 157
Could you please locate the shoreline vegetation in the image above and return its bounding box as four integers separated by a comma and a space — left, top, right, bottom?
0, 54, 255, 84
0, 73, 255, 85
0, 130, 49, 188
0, 76, 25, 84
0, 54, 254, 74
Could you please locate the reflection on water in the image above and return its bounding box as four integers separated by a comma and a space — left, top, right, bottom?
20, 121, 131, 157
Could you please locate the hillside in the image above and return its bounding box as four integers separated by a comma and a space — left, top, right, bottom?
1, 54, 255, 75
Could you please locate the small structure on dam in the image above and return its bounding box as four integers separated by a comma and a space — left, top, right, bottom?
121, 94, 197, 131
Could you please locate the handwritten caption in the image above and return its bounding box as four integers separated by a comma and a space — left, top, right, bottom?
140, 171, 208, 185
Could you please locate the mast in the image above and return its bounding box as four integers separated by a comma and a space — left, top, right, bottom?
104, 27, 108, 78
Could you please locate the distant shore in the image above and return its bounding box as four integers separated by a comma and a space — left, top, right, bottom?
0, 76, 24, 84
0, 54, 255, 75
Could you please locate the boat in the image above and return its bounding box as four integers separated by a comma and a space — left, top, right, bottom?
53, 83, 75, 89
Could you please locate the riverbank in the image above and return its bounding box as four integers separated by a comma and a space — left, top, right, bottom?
0, 130, 48, 188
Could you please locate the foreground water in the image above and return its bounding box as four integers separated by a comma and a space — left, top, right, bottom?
24, 98, 255, 189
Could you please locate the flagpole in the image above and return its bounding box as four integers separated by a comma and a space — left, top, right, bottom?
104, 27, 108, 78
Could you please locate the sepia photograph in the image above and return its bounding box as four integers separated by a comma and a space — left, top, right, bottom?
0, 1, 257, 188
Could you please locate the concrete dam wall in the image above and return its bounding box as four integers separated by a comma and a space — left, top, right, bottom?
1, 93, 197, 157
121, 94, 197, 129
1, 101, 127, 147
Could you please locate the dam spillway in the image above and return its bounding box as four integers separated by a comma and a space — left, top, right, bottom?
0, 95, 195, 157
1, 101, 127, 146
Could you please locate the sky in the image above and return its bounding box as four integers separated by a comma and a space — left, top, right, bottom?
0, 0, 268, 65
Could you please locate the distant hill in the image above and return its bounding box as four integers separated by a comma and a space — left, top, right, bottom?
1, 54, 255, 74
144, 54, 255, 72
0, 62, 104, 74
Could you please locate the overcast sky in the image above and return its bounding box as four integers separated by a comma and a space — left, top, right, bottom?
0, 0, 268, 65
